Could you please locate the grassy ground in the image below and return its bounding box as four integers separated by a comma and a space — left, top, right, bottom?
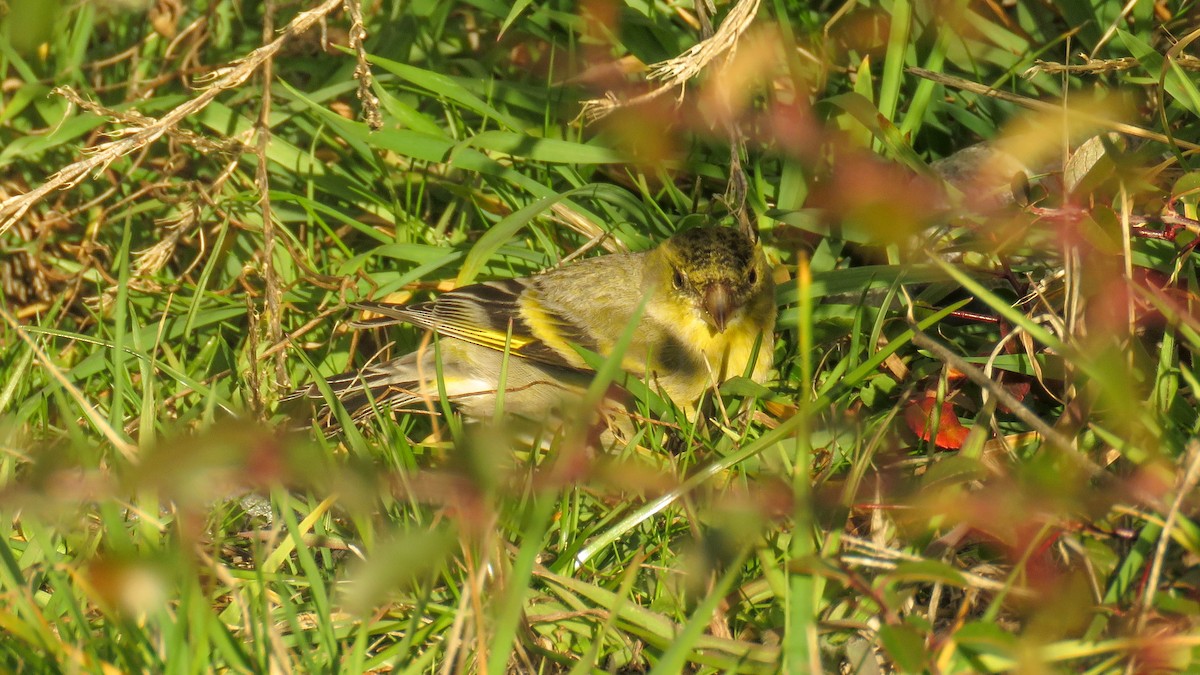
3, 0, 1200, 672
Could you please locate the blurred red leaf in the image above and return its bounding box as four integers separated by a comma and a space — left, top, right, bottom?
1086, 265, 1200, 332
808, 154, 943, 242
998, 378, 1031, 414
905, 395, 970, 449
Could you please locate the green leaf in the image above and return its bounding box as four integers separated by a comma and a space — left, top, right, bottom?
454, 130, 623, 164
497, 0, 534, 37
879, 622, 927, 674
365, 53, 523, 130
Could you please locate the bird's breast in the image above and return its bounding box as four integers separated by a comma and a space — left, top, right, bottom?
702, 317, 773, 384
645, 302, 772, 405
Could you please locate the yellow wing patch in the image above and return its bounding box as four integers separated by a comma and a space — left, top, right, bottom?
516, 294, 590, 369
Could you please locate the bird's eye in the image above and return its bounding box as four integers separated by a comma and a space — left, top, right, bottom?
672, 269, 685, 289
748, 268, 758, 285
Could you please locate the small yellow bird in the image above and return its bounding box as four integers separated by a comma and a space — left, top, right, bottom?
286, 226, 776, 433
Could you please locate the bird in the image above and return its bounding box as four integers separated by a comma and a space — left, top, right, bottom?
284, 226, 777, 437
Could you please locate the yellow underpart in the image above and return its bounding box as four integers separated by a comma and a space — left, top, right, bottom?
646, 293, 772, 402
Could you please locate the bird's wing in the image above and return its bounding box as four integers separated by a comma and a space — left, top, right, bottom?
351, 277, 594, 371
282, 337, 597, 430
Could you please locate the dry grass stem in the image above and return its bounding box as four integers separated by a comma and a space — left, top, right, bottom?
257, 0, 286, 395
1131, 440, 1200, 640
840, 536, 1032, 598
1026, 53, 1200, 77
0, 0, 345, 238
908, 66, 1200, 152
344, 0, 383, 131
0, 305, 139, 461
54, 86, 240, 155
1090, 0, 1143, 57
580, 0, 760, 122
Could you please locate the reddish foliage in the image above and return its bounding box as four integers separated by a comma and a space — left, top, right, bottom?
808, 153, 944, 242
904, 395, 969, 449
1087, 265, 1200, 332
997, 378, 1032, 414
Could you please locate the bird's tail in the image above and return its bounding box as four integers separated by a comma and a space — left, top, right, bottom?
282, 339, 635, 444
280, 349, 447, 430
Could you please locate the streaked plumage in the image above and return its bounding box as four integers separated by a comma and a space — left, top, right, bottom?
285, 226, 776, 433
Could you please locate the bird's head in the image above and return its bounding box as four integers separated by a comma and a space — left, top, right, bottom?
653, 226, 772, 333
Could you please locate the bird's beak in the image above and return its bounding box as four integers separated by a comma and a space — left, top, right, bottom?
704, 283, 732, 332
